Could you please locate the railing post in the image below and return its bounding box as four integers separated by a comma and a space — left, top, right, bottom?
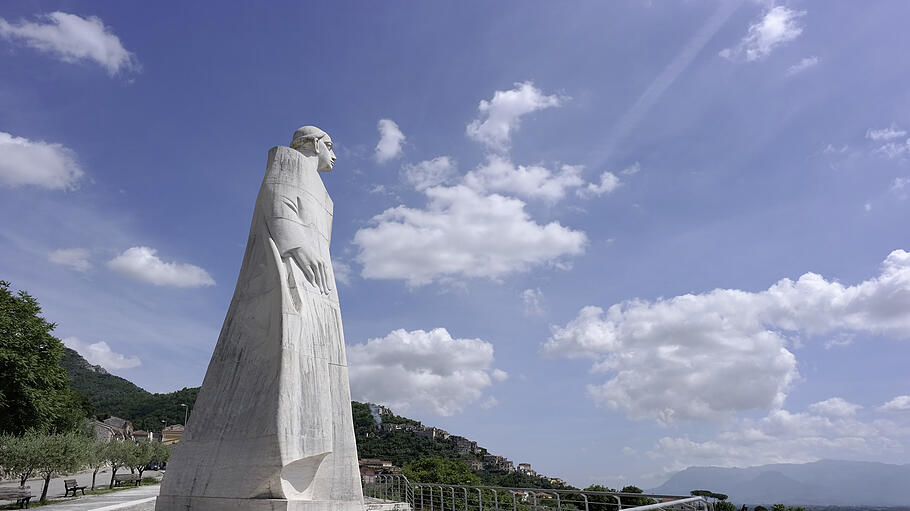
555, 493, 561, 511
477, 488, 483, 511
463, 487, 469, 511
533, 492, 538, 511
582, 494, 589, 511
493, 490, 499, 511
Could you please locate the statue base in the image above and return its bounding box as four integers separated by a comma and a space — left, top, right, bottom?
155, 496, 368, 511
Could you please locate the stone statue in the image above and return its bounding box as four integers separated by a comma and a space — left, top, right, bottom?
156, 127, 364, 511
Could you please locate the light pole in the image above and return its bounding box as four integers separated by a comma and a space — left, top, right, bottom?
180, 403, 188, 426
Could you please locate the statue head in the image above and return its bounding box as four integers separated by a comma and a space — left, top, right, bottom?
290, 125, 336, 172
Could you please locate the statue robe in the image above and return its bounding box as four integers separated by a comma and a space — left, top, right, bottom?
157, 145, 363, 510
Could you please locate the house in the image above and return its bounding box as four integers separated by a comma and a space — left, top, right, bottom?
549, 478, 565, 486
518, 463, 536, 476
454, 437, 479, 455
131, 430, 153, 441
161, 424, 185, 445
467, 460, 484, 471
360, 465, 378, 484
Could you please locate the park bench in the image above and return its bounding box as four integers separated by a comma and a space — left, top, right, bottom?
0, 486, 33, 508
113, 473, 141, 487
64, 478, 87, 497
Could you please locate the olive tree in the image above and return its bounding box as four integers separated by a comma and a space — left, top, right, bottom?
35, 432, 91, 502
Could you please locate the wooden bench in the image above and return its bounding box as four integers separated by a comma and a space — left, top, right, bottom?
113, 473, 141, 487
0, 486, 33, 509
64, 478, 87, 497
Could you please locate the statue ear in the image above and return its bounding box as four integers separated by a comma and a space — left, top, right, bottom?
312, 136, 321, 154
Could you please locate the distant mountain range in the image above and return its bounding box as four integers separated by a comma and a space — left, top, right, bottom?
651, 459, 910, 507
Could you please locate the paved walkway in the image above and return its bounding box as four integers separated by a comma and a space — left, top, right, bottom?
21, 484, 160, 510
0, 469, 163, 500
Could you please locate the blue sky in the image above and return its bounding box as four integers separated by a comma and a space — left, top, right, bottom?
2, 1, 909, 489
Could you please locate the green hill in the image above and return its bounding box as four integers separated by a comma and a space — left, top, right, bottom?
62, 348, 560, 488
61, 347, 199, 430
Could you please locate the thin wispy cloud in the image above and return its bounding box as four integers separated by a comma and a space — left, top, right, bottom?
720, 6, 806, 62
0, 11, 138, 75
48, 248, 92, 272
787, 56, 819, 76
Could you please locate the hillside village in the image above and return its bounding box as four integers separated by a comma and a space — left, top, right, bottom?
356, 404, 565, 488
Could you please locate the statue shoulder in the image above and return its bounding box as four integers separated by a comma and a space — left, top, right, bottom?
263, 146, 332, 210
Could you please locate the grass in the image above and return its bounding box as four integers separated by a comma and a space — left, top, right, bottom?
0, 479, 161, 510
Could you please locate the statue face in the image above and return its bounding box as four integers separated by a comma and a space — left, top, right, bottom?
316, 136, 336, 173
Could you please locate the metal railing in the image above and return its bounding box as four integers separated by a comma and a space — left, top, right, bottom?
364, 475, 712, 511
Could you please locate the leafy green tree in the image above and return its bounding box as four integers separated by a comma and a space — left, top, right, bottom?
0, 431, 42, 486
0, 281, 84, 434
105, 440, 135, 488
715, 502, 737, 511
35, 432, 91, 502
619, 485, 655, 507
151, 441, 171, 467
85, 441, 109, 490
754, 507, 768, 511
129, 440, 162, 482
403, 457, 481, 485
770, 505, 786, 511
583, 484, 619, 511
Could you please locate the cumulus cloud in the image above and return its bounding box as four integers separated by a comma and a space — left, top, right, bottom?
348, 328, 505, 416
354, 185, 586, 286
0, 12, 138, 75
879, 395, 910, 412
375, 119, 405, 163
48, 248, 92, 272
63, 336, 141, 370
720, 6, 805, 62
402, 156, 456, 191
108, 246, 215, 288
892, 177, 910, 199
787, 56, 819, 76
522, 288, 545, 316
654, 409, 908, 467
809, 397, 861, 417
464, 155, 584, 202
466, 81, 564, 151
544, 250, 910, 424
0, 132, 84, 190
578, 171, 620, 198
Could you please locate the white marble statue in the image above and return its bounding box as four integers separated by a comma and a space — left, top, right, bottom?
156, 126, 364, 511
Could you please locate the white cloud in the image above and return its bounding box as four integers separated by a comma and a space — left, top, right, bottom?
108, 246, 215, 288
347, 327, 505, 416
544, 250, 910, 424
0, 12, 138, 75
522, 288, 545, 316
375, 119, 405, 163
809, 397, 861, 417
63, 336, 141, 370
492, 368, 509, 382
578, 171, 620, 197
824, 333, 854, 349
787, 56, 819, 75
621, 163, 641, 176
654, 409, 908, 467
465, 155, 584, 202
720, 6, 805, 62
354, 184, 587, 286
466, 81, 564, 151
879, 395, 910, 412
48, 248, 92, 272
867, 124, 907, 142
863, 203, 872, 212
332, 260, 353, 286
0, 132, 84, 190
402, 156, 456, 191
876, 141, 910, 160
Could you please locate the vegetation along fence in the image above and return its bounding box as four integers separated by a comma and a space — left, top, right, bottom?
364, 475, 713, 511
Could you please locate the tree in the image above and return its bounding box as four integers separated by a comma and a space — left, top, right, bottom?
403, 457, 481, 485
715, 502, 737, 511
0, 281, 82, 435
583, 484, 619, 511
105, 440, 135, 489
35, 432, 91, 502
619, 486, 656, 507
0, 432, 42, 486
151, 441, 171, 468
754, 507, 768, 511
770, 505, 786, 511
130, 440, 157, 483
85, 441, 109, 490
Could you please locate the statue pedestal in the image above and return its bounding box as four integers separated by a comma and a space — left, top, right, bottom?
155, 496, 367, 511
